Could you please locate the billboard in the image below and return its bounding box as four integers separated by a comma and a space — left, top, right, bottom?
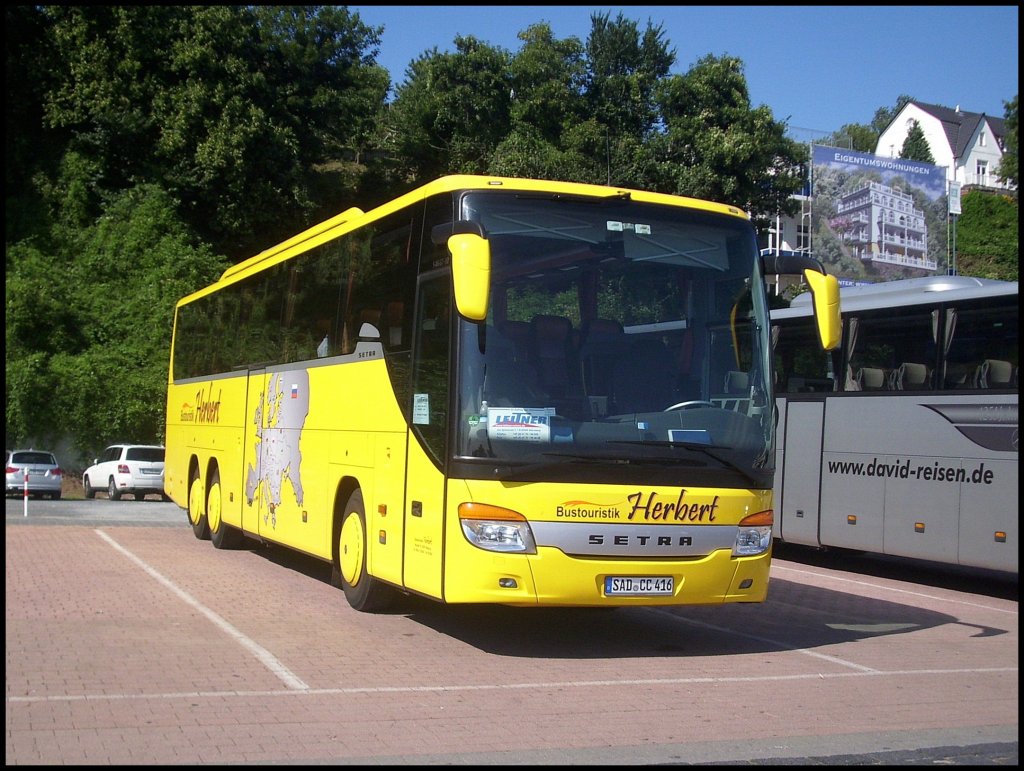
810, 145, 950, 282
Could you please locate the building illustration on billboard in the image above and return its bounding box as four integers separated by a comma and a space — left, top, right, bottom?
810, 145, 949, 282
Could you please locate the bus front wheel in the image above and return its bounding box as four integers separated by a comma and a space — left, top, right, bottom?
208, 467, 243, 550
188, 465, 210, 540
334, 489, 394, 612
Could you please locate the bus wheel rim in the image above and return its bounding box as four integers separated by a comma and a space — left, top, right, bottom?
208, 479, 222, 532
339, 514, 365, 586
188, 479, 204, 525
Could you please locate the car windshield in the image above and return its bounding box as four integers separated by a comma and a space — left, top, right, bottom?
125, 448, 164, 462
448, 192, 774, 487
13, 452, 57, 465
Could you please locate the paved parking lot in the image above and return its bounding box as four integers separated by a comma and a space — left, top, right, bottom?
5, 499, 1018, 764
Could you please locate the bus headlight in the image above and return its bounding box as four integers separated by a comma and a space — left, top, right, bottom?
733, 510, 774, 556
459, 503, 537, 554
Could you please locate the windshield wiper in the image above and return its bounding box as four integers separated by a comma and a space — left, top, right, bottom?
465, 451, 704, 481
608, 441, 760, 487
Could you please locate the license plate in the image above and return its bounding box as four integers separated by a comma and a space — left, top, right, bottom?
604, 576, 674, 596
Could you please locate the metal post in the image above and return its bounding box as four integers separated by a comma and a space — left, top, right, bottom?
951, 214, 957, 275
24, 472, 29, 516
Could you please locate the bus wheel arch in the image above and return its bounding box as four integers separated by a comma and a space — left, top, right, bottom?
332, 483, 395, 612
187, 457, 210, 540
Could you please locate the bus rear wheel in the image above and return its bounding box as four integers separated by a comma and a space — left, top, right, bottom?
188, 465, 210, 540
334, 489, 394, 612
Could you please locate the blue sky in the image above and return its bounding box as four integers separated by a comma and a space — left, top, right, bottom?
349, 5, 1018, 140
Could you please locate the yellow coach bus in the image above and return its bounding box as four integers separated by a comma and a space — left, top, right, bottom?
165, 175, 840, 611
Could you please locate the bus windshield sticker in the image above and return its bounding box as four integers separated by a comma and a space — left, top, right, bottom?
487, 407, 555, 442
412, 393, 430, 424
606, 221, 652, 235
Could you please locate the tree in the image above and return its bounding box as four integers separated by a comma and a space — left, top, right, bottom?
822, 95, 914, 154
377, 36, 513, 184
899, 119, 935, 163
5, 184, 227, 454
507, 23, 587, 144
996, 95, 1018, 188
39, 5, 388, 260
955, 190, 1018, 281
651, 54, 807, 222
583, 11, 674, 141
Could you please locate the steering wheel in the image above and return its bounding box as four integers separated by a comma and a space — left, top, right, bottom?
665, 400, 716, 411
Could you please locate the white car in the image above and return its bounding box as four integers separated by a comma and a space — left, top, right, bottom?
83, 444, 167, 501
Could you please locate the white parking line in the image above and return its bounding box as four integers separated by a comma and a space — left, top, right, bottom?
7, 666, 1017, 703
772, 563, 1019, 614
94, 529, 309, 691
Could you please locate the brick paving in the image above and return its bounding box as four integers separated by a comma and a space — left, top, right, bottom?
5, 521, 1018, 764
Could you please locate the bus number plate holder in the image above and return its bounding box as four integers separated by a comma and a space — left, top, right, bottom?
604, 576, 674, 596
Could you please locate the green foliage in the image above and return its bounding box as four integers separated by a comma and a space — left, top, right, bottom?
899, 120, 935, 163
5, 184, 227, 454
39, 5, 387, 259
508, 23, 587, 142
379, 35, 513, 182
823, 123, 880, 152
955, 190, 1018, 281
584, 12, 674, 139
652, 55, 807, 219
822, 95, 914, 153
996, 95, 1018, 187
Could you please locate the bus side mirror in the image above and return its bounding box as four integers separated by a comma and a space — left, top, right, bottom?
449, 233, 490, 321
803, 269, 841, 350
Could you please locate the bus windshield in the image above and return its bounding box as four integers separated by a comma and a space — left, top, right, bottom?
451, 191, 774, 486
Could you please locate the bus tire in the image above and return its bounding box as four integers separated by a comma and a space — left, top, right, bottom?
334, 489, 394, 612
208, 468, 243, 550
188, 465, 210, 540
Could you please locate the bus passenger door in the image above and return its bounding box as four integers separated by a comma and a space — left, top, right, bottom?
241, 369, 269, 538
401, 276, 451, 600
777, 398, 826, 546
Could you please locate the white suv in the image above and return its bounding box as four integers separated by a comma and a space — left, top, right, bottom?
83, 444, 167, 501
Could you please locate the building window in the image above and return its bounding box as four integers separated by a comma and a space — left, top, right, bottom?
976, 160, 988, 184
979, 131, 986, 147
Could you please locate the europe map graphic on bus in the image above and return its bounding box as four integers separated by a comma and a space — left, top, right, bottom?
245, 370, 308, 527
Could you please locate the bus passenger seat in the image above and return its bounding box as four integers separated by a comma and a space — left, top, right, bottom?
724, 371, 749, 393
497, 320, 530, 362
856, 367, 886, 390
529, 314, 576, 397
976, 359, 1013, 388
578, 318, 627, 398
892, 362, 931, 390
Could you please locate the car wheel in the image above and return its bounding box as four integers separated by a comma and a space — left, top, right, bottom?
83, 476, 96, 499
52, 491, 62, 500
107, 478, 121, 501
187, 465, 210, 540
208, 468, 243, 550
333, 489, 395, 612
